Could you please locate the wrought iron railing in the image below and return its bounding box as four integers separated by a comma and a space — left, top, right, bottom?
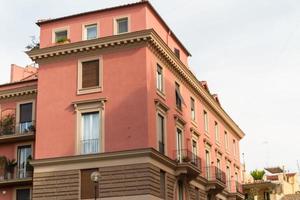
0, 166, 33, 181
0, 121, 36, 137
226, 180, 243, 194
80, 139, 100, 154
173, 149, 201, 168
201, 166, 226, 184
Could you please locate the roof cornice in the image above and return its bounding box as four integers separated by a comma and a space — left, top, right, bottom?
0, 85, 37, 100
27, 29, 245, 139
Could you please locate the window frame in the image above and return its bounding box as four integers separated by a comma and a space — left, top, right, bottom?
204, 110, 209, 133
160, 170, 166, 198
114, 15, 130, 35
225, 131, 229, 150
82, 23, 99, 40
191, 97, 196, 121
15, 187, 32, 200
156, 111, 167, 155
215, 121, 220, 143
16, 100, 36, 134
156, 63, 164, 94
77, 56, 103, 95
74, 100, 105, 155
15, 142, 33, 180
175, 82, 184, 110
52, 26, 70, 44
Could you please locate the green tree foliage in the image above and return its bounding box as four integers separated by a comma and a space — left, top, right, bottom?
250, 169, 265, 180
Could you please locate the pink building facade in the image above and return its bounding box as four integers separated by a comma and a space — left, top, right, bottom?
0, 1, 245, 200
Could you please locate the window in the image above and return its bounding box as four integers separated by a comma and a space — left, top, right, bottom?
178, 181, 184, 200
205, 150, 211, 178
225, 131, 229, 150
217, 159, 222, 180
204, 110, 208, 132
226, 166, 231, 182
191, 98, 196, 121
192, 139, 198, 164
157, 113, 165, 154
217, 159, 221, 170
174, 48, 180, 59
17, 145, 32, 179
116, 17, 129, 34
81, 112, 100, 154
233, 139, 237, 156
55, 29, 68, 43
82, 60, 100, 89
176, 128, 183, 162
84, 24, 98, 40
175, 82, 184, 110
156, 64, 163, 92
195, 187, 200, 200
215, 121, 219, 142
19, 103, 33, 134
160, 170, 166, 198
264, 192, 270, 200
78, 57, 102, 94
16, 188, 31, 200
81, 169, 99, 199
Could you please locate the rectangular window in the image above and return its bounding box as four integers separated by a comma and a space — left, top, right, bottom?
225, 131, 229, 150
175, 82, 183, 110
55, 29, 68, 43
116, 17, 128, 34
160, 170, 166, 198
176, 128, 183, 162
16, 188, 31, 200
157, 113, 165, 154
215, 121, 219, 142
156, 64, 163, 92
19, 103, 33, 134
195, 187, 200, 200
17, 145, 32, 179
205, 150, 210, 178
226, 166, 231, 182
233, 139, 236, 156
204, 110, 208, 132
178, 181, 184, 200
82, 59, 100, 89
81, 112, 100, 154
192, 139, 198, 165
174, 48, 180, 59
84, 24, 98, 40
81, 169, 99, 199
191, 98, 196, 121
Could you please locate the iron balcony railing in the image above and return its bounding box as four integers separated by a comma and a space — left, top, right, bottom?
226, 180, 243, 194
0, 166, 33, 182
0, 121, 36, 137
80, 139, 100, 155
201, 166, 226, 184
173, 149, 201, 168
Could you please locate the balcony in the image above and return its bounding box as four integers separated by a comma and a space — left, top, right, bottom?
173, 149, 201, 181
202, 166, 226, 194
226, 181, 244, 200
0, 168, 33, 187
0, 121, 36, 144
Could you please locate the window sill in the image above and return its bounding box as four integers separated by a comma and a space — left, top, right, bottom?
156, 90, 166, 100
77, 86, 102, 95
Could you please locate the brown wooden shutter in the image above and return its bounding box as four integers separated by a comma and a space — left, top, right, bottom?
81, 169, 99, 199
20, 103, 32, 123
82, 60, 99, 89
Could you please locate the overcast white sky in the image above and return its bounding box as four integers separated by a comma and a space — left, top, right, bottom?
1, 0, 300, 172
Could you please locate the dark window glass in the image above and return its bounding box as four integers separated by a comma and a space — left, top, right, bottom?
55, 30, 68, 42
175, 83, 182, 110
20, 103, 32, 123
82, 60, 99, 88
117, 18, 128, 34
160, 170, 166, 198
157, 113, 165, 154
16, 189, 30, 200
174, 48, 180, 59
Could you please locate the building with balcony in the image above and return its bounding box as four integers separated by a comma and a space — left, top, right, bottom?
0, 1, 245, 199
0, 64, 37, 200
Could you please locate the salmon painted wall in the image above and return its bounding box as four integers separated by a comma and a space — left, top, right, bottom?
145, 6, 189, 66
35, 46, 149, 159
145, 47, 241, 180
39, 4, 147, 48
0, 188, 13, 200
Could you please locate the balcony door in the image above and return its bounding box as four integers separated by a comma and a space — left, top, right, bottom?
17, 145, 32, 179
19, 103, 33, 134
192, 140, 198, 165
81, 112, 100, 154
205, 150, 211, 179
157, 113, 165, 154
176, 128, 183, 162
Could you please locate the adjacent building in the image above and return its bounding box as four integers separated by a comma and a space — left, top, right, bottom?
0, 1, 245, 199
243, 167, 300, 200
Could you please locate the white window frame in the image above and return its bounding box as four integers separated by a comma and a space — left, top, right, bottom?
77, 56, 103, 95
113, 15, 131, 35
82, 22, 99, 40
52, 26, 70, 44
156, 110, 167, 155
204, 110, 208, 133
225, 131, 229, 150
74, 100, 105, 155
215, 121, 220, 143
16, 100, 36, 134
191, 97, 196, 121
156, 63, 164, 94
233, 139, 236, 156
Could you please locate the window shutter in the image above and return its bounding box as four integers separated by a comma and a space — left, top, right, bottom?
82, 60, 99, 88
81, 169, 99, 199
20, 103, 33, 123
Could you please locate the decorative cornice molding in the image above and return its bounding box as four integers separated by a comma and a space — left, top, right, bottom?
27, 29, 245, 139
0, 86, 37, 100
